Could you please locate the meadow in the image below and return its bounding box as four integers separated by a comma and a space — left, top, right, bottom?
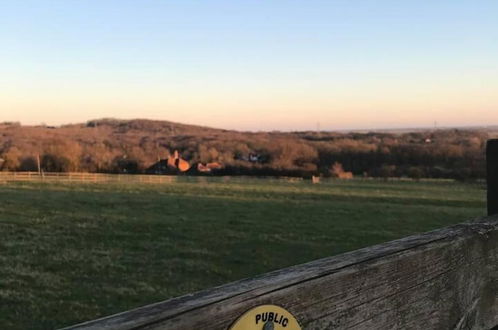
0, 178, 486, 329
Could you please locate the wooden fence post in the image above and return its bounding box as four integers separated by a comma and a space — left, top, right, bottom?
487, 139, 498, 216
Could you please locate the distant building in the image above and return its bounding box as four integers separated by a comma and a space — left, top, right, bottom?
197, 163, 211, 173
197, 162, 224, 173
168, 150, 190, 172
249, 153, 260, 162
146, 150, 191, 174
235, 153, 264, 163
206, 162, 223, 170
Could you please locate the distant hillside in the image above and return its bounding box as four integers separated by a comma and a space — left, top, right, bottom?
0, 118, 490, 180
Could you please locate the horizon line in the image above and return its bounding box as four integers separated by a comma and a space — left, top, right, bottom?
2, 117, 498, 134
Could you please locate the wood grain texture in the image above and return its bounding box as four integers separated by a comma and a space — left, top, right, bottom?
64, 217, 498, 330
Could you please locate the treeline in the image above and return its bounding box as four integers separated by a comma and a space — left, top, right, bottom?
0, 119, 490, 180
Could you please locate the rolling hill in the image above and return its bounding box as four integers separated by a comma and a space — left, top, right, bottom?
0, 118, 490, 179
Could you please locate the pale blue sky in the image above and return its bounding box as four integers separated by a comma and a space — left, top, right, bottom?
1, 1, 497, 130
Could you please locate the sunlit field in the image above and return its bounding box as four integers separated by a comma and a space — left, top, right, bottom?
0, 178, 486, 329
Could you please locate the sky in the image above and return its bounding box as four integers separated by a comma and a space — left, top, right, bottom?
1, 1, 497, 131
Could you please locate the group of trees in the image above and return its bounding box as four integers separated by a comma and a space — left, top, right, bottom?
0, 119, 490, 180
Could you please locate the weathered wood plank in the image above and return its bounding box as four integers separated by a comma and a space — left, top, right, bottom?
64, 217, 498, 330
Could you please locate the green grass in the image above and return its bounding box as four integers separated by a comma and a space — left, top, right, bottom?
0, 178, 486, 329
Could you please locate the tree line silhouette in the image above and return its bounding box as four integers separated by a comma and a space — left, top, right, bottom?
0, 119, 489, 180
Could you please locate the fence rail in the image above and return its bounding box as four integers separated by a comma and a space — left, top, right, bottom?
0, 171, 308, 184
0, 171, 178, 184
0, 171, 459, 185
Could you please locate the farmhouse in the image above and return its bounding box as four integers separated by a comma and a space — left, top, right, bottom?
197, 162, 223, 173
147, 150, 191, 174
147, 151, 223, 174
197, 162, 224, 173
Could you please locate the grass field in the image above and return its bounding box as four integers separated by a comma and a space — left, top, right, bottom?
0, 178, 486, 329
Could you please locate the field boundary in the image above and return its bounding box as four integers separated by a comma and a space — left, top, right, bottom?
0, 171, 458, 185
0, 172, 305, 184
65, 217, 498, 330
0, 171, 177, 184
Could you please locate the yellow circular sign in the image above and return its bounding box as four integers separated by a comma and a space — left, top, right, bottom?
229, 305, 301, 330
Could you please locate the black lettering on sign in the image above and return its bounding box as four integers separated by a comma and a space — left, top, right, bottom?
254, 312, 290, 327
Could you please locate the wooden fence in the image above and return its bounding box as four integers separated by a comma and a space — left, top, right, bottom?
0, 171, 176, 184
60, 141, 498, 329
0, 171, 458, 186
0, 171, 306, 184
